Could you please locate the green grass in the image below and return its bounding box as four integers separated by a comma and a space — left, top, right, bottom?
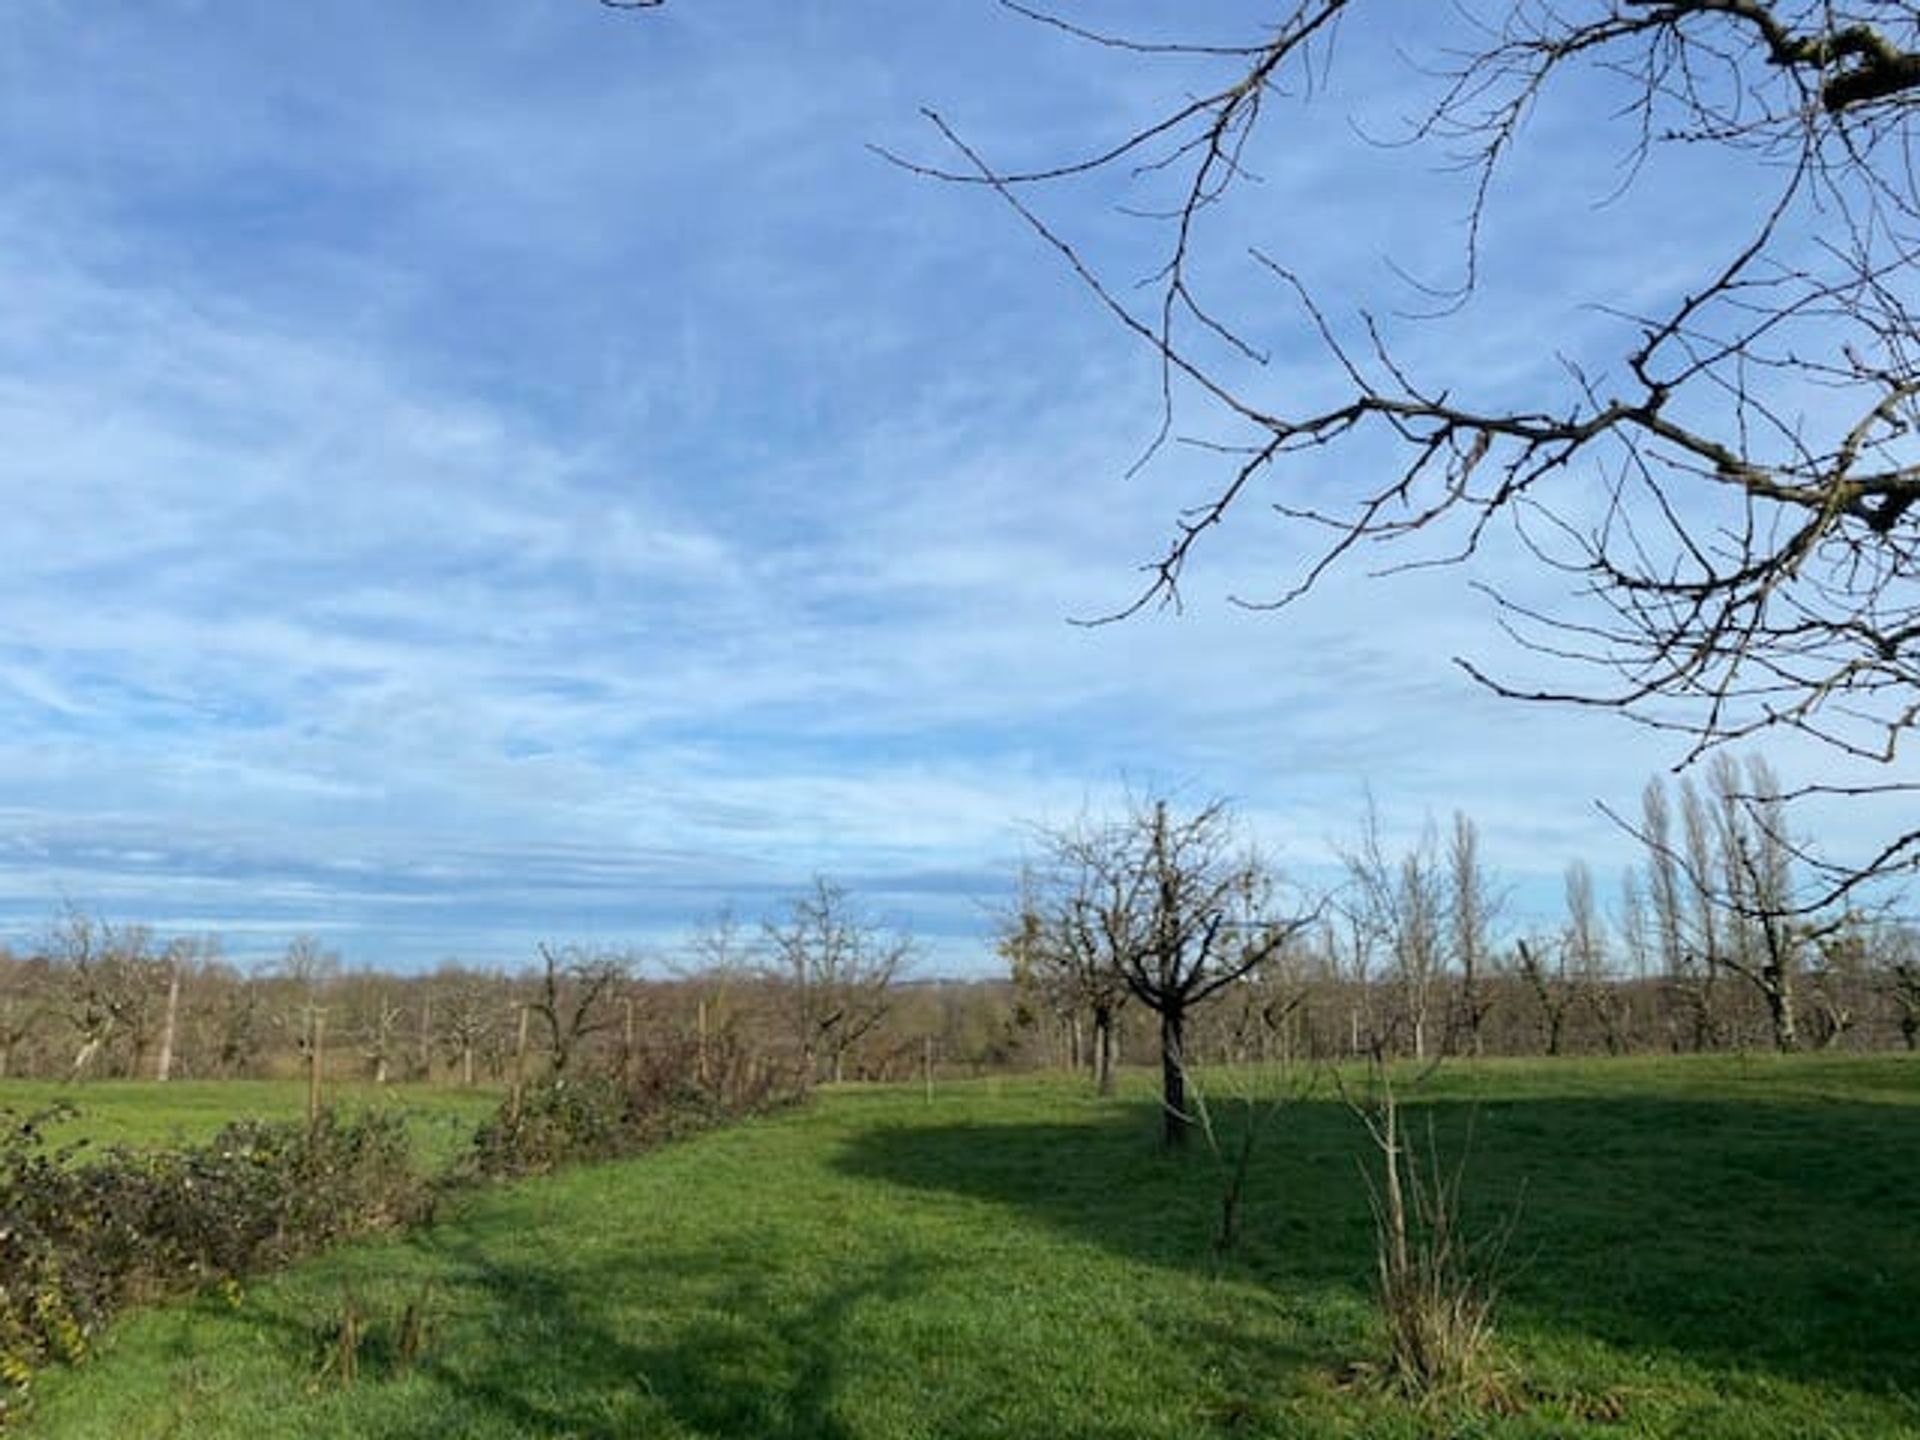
0, 1079, 500, 1170
17, 1055, 1920, 1438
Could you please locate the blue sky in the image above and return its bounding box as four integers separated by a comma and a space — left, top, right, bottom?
0, 2, 1906, 974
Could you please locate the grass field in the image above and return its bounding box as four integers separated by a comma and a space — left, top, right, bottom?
16, 1054, 1920, 1438
0, 1079, 500, 1170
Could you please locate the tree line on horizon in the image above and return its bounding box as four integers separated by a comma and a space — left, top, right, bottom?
1, 760, 1916, 1097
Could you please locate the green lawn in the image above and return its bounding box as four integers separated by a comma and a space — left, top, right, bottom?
0, 1079, 500, 1170
17, 1055, 1920, 1438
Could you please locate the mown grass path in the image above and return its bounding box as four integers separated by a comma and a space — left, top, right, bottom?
20, 1056, 1920, 1438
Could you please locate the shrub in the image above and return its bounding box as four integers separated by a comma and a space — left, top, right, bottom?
0, 1105, 426, 1427
1357, 1088, 1509, 1407
470, 1034, 802, 1179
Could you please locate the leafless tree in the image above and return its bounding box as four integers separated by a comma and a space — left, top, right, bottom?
1343, 808, 1447, 1061
0, 949, 45, 1081
1512, 935, 1576, 1057
47, 912, 172, 1079
873, 1, 1920, 901
1565, 860, 1630, 1054
1678, 776, 1734, 1048
1000, 856, 1132, 1094
1636, 754, 1845, 1049
528, 944, 628, 1078
1878, 924, 1920, 1049
1446, 812, 1501, 1057
211, 975, 269, 1078
764, 877, 912, 1084
1703, 752, 1843, 1050
435, 974, 499, 1087
343, 972, 407, 1084
1040, 795, 1316, 1145
680, 905, 763, 1086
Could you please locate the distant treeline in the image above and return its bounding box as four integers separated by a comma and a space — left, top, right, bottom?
3, 761, 1917, 1087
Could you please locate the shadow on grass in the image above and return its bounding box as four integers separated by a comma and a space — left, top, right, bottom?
831, 1094, 1920, 1402
231, 1231, 933, 1439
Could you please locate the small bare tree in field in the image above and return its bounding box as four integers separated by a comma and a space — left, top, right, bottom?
1000, 860, 1131, 1095
764, 878, 912, 1085
1344, 1060, 1505, 1405
436, 974, 499, 1087
528, 944, 627, 1078
1030, 796, 1316, 1147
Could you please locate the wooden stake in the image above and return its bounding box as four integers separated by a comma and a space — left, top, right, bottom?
697, 998, 710, 1085
622, 995, 636, 1085
307, 1007, 325, 1127
155, 962, 181, 1083
508, 1003, 531, 1125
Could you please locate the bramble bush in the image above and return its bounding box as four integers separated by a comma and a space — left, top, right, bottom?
0, 1029, 803, 1428
470, 1031, 803, 1179
0, 1014, 802, 1430
0, 1105, 426, 1428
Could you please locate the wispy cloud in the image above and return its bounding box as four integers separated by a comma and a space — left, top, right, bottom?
0, 2, 1881, 973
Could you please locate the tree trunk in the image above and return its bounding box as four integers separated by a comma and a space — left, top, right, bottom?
72, 1035, 102, 1079
1092, 1002, 1117, 1097
1160, 1005, 1189, 1148
1765, 974, 1800, 1052
461, 1041, 476, 1088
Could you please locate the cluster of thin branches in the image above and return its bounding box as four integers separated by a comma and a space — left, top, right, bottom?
876, 2, 1920, 894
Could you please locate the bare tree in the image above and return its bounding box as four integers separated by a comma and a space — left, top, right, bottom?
272, 933, 340, 1085
436, 973, 499, 1087
680, 905, 761, 1087
1343, 809, 1447, 1061
1677, 777, 1732, 1049
212, 975, 269, 1078
1000, 857, 1131, 1095
528, 944, 627, 1078
764, 878, 912, 1085
0, 950, 45, 1081
344, 972, 407, 1084
1446, 813, 1500, 1058
48, 912, 171, 1079
1512, 935, 1576, 1058
1878, 925, 1920, 1050
1703, 753, 1838, 1051
868, 2, 1920, 899
1042, 796, 1316, 1146
1565, 860, 1629, 1054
